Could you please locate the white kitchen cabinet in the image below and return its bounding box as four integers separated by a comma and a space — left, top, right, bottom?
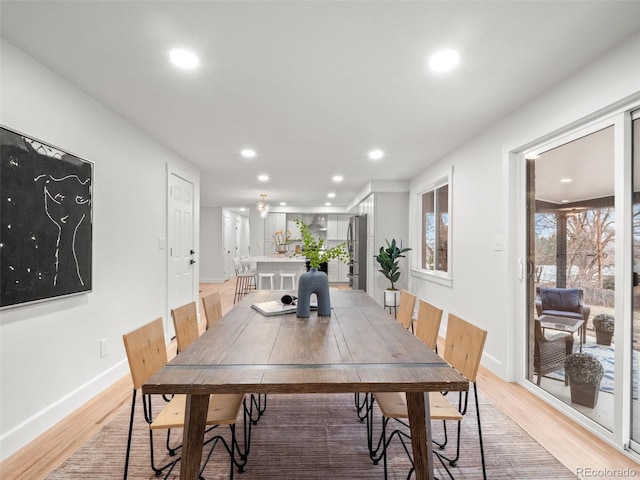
327, 214, 338, 239
328, 259, 340, 282
264, 213, 287, 253
338, 260, 350, 282
327, 259, 349, 283
327, 214, 349, 240
337, 215, 349, 239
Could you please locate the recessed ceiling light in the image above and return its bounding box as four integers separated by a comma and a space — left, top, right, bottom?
258, 174, 269, 182
368, 149, 384, 160
325, 202, 332, 206
332, 175, 343, 182
429, 49, 460, 73
280, 202, 287, 206
239, 207, 247, 211
241, 149, 256, 158
560, 178, 573, 183
169, 48, 200, 70
561, 200, 569, 203
327, 192, 336, 198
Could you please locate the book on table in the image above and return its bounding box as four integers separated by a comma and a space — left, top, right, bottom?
251, 299, 318, 316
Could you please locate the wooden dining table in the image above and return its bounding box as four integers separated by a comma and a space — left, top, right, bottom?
143, 289, 468, 480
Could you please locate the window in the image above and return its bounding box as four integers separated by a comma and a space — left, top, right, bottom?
421, 183, 449, 272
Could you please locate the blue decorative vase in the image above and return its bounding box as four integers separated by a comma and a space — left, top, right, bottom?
296, 267, 331, 317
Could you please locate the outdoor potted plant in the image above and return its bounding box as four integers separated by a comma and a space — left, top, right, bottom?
374, 239, 411, 308
593, 313, 615, 346
294, 219, 348, 317
564, 352, 604, 408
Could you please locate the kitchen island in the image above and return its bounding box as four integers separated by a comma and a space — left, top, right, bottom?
250, 255, 307, 290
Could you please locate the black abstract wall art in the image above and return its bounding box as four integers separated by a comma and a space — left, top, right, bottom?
1, 126, 93, 308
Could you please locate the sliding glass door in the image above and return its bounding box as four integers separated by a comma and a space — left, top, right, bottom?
526, 124, 616, 431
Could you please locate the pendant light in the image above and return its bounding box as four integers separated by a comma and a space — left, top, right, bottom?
256, 194, 270, 218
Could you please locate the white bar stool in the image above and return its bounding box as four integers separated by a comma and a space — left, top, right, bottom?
280, 272, 297, 290
258, 272, 275, 290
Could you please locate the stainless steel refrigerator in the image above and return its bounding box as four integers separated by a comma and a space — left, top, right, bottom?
347, 215, 367, 291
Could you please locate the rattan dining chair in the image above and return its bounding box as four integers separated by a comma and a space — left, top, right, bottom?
122, 317, 248, 480
369, 313, 488, 480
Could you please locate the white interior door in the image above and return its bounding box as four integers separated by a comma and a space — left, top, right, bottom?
236, 218, 242, 259
224, 214, 232, 280
167, 173, 195, 338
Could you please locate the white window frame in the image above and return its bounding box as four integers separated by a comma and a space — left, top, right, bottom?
411, 167, 453, 286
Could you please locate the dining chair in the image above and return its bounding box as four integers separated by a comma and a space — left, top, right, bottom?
201, 291, 223, 330
414, 299, 443, 351
171, 301, 200, 353
396, 289, 417, 331
358, 298, 442, 426
355, 290, 417, 423
369, 313, 488, 480
173, 300, 266, 427
122, 317, 248, 480
363, 299, 443, 465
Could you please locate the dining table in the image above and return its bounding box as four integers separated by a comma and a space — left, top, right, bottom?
143, 289, 469, 480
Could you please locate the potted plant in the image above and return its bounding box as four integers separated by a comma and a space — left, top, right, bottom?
564, 353, 604, 408
593, 313, 615, 346
294, 219, 348, 317
374, 239, 411, 307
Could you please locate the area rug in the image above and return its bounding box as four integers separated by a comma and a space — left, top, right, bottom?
46, 392, 577, 479
548, 344, 639, 398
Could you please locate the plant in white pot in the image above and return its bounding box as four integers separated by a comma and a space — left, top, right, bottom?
374, 239, 411, 306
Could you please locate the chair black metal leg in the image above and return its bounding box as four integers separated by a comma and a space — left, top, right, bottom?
473, 383, 487, 480
250, 393, 267, 424
355, 392, 369, 422
123, 390, 137, 480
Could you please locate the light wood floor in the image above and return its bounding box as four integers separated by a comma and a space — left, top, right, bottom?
1, 280, 638, 479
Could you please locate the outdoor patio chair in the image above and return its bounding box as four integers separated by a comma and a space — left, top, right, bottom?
535, 287, 590, 321
534, 318, 574, 386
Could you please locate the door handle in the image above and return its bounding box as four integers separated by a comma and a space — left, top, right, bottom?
190, 259, 196, 265
518, 258, 524, 280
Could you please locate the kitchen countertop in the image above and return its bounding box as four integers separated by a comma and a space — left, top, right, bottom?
251, 255, 307, 262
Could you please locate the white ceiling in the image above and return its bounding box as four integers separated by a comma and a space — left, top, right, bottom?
2, 1, 640, 211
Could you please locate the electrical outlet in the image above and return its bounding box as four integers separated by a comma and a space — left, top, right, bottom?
100, 338, 108, 358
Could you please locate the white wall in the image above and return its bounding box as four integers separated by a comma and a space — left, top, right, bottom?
199, 208, 251, 283
367, 192, 411, 308
200, 207, 223, 282
408, 33, 640, 381
0, 39, 200, 460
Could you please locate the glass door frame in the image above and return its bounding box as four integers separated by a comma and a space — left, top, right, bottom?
515, 104, 639, 456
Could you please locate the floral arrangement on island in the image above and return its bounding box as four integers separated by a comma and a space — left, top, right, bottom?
273, 230, 294, 246
294, 219, 348, 268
